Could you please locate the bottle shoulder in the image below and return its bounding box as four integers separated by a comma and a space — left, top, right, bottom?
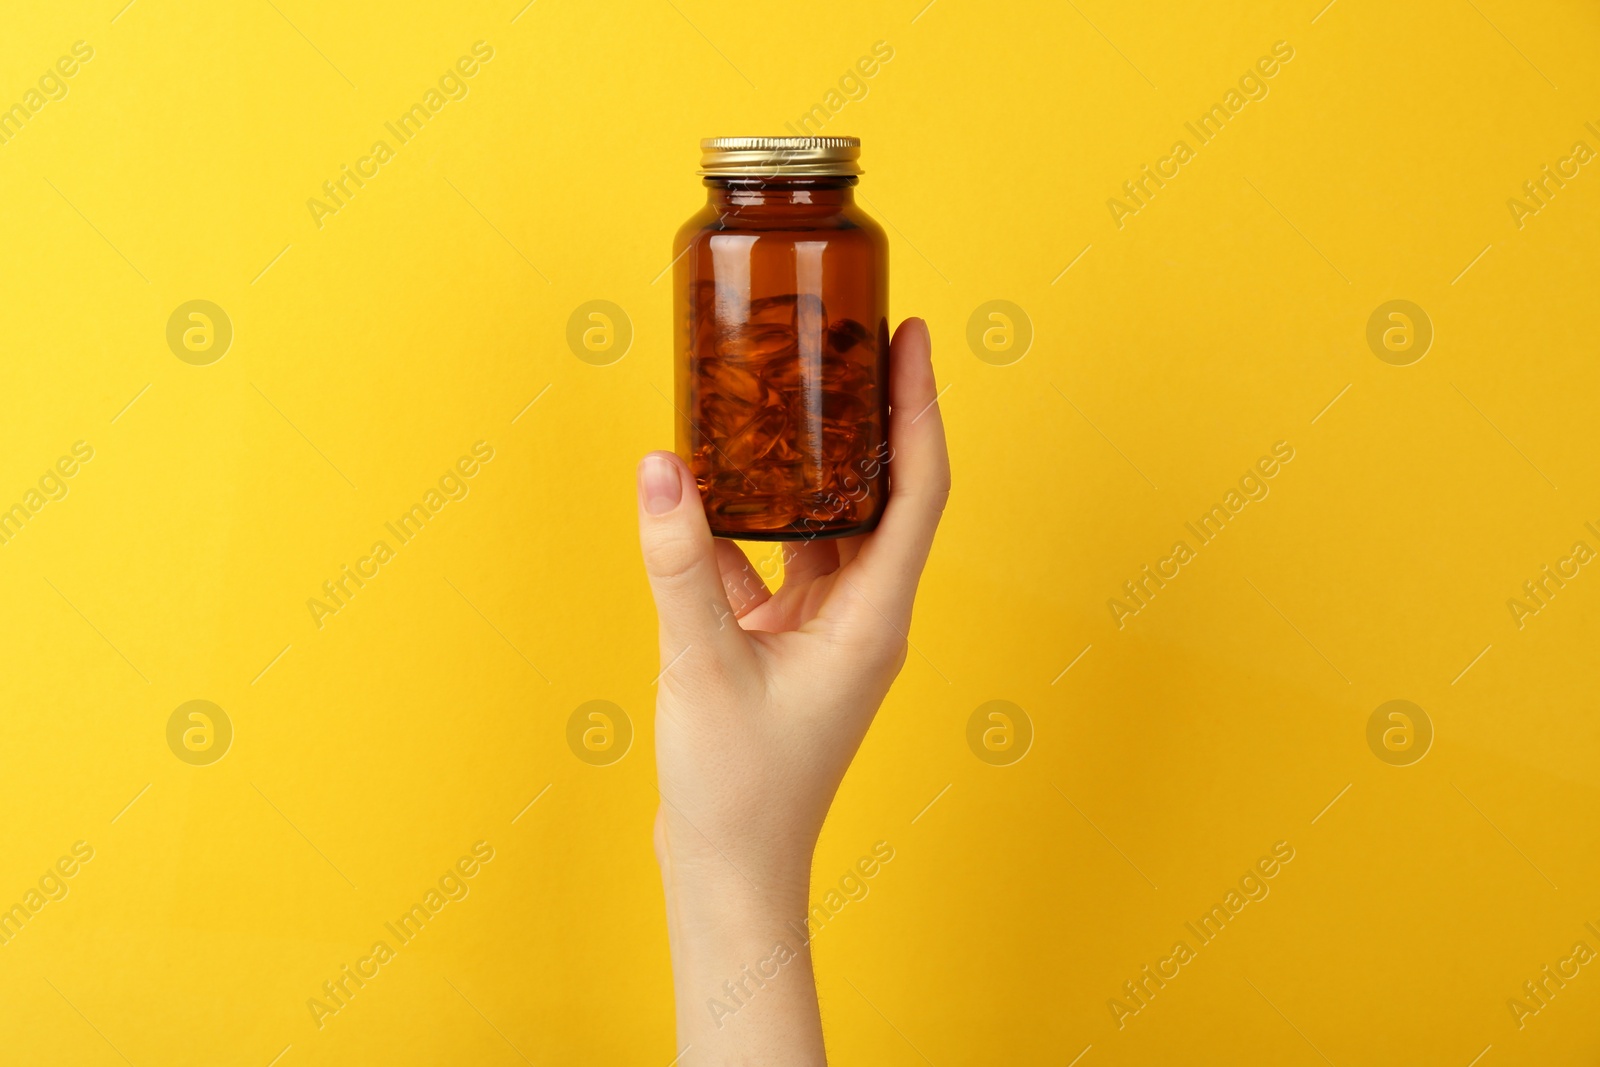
675, 204, 887, 248
673, 204, 723, 248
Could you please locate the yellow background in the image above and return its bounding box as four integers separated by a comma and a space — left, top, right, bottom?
2, 0, 1598, 1063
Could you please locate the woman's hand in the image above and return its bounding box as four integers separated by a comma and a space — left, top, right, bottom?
637, 318, 948, 1065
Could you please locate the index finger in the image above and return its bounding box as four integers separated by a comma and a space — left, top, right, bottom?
829, 317, 949, 633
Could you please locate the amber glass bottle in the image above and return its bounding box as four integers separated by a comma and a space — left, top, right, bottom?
675, 136, 889, 540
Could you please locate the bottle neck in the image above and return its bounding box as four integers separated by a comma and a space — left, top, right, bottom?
704, 176, 857, 214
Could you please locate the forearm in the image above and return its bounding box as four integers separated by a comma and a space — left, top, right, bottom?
661, 861, 825, 1066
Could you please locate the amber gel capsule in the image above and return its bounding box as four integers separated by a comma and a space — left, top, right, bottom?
674, 136, 890, 540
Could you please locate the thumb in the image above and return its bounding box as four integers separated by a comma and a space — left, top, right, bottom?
636, 451, 745, 658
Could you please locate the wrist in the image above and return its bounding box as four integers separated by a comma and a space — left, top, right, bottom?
656, 814, 817, 907
662, 877, 823, 1065
661, 851, 811, 929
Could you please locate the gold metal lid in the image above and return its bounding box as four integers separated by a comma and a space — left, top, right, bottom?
699, 136, 862, 177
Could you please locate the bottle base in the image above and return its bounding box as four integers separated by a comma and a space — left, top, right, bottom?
710, 516, 882, 542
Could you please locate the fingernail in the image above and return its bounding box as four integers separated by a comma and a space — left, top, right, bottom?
639, 454, 682, 515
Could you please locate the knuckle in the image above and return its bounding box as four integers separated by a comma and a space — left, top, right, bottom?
643, 529, 705, 586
